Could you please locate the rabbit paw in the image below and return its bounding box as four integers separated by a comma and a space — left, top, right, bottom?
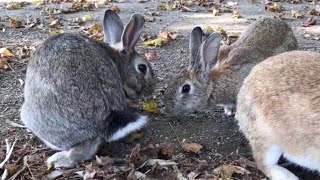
269, 165, 299, 180
47, 151, 76, 168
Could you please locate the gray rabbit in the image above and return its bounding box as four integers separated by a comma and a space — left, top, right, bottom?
20, 10, 155, 168
163, 17, 297, 116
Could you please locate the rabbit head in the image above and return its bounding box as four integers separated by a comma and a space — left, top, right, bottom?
103, 10, 155, 100
163, 27, 224, 114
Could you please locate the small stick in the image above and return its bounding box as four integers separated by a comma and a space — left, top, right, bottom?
0, 138, 17, 168
168, 122, 182, 145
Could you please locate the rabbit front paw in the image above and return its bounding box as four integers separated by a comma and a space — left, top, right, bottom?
47, 151, 76, 168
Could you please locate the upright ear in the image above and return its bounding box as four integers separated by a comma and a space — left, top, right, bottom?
199, 32, 222, 79
103, 10, 124, 45
121, 14, 145, 52
189, 27, 203, 70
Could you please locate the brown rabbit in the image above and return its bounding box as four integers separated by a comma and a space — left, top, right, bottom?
235, 50, 320, 180
163, 17, 297, 115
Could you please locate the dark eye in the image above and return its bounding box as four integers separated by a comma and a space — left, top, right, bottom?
182, 84, 190, 93
138, 64, 147, 73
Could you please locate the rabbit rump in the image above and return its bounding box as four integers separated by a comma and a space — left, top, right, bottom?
20, 10, 155, 168
235, 50, 320, 180
163, 17, 297, 116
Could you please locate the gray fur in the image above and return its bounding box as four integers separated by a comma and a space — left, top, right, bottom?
21, 11, 154, 152
163, 17, 298, 115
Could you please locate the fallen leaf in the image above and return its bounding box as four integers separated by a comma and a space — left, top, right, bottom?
97, 0, 109, 5
10, 18, 24, 28
142, 99, 160, 113
291, 10, 303, 18
145, 52, 159, 61
213, 164, 251, 179
144, 38, 168, 47
49, 19, 60, 27
181, 143, 203, 153
159, 143, 173, 159
0, 48, 15, 57
310, 8, 320, 16
49, 30, 64, 35
292, 0, 302, 4
6, 2, 22, 10
32, 0, 45, 6
303, 16, 317, 27
232, 11, 242, 18
265, 3, 283, 13
0, 58, 11, 70
212, 6, 221, 16
158, 32, 178, 40
111, 6, 121, 13
124, 131, 144, 144
82, 14, 94, 22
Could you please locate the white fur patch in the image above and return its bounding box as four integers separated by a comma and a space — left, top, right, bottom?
283, 151, 320, 171
108, 116, 148, 142
265, 145, 283, 166
42, 139, 63, 151
269, 165, 299, 180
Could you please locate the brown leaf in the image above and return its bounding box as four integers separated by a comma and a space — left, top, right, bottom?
310, 8, 320, 16
0, 58, 10, 70
213, 164, 251, 179
291, 10, 303, 18
10, 18, 24, 28
158, 32, 178, 41
265, 3, 283, 13
181, 143, 203, 153
145, 52, 159, 61
6, 2, 23, 10
232, 11, 242, 19
159, 143, 173, 159
0, 48, 15, 57
123, 131, 144, 144
303, 16, 317, 27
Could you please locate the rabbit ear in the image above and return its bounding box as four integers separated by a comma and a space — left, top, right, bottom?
199, 32, 222, 80
121, 14, 145, 52
103, 10, 124, 45
189, 27, 203, 69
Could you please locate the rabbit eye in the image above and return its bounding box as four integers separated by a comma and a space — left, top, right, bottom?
182, 84, 190, 93
138, 64, 147, 73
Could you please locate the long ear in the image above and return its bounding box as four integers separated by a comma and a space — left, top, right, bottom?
199, 32, 222, 79
189, 27, 203, 69
121, 14, 145, 52
103, 10, 124, 45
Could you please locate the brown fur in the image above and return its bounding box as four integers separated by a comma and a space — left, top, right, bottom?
235, 50, 320, 179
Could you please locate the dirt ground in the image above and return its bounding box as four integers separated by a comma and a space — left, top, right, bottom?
1, 0, 320, 179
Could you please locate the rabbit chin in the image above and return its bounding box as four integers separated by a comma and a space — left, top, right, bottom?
123, 85, 141, 100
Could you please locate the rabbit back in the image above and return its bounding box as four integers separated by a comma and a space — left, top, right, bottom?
232, 17, 297, 55
21, 33, 127, 150
235, 50, 320, 178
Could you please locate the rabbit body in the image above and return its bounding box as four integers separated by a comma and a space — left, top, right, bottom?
163, 17, 297, 115
20, 10, 154, 168
235, 50, 320, 180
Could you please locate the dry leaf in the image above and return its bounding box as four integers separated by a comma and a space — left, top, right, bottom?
145, 52, 159, 61
6, 2, 22, 10
292, 0, 302, 4
265, 3, 283, 13
181, 143, 203, 153
310, 8, 320, 16
124, 131, 144, 144
32, 0, 45, 6
158, 32, 178, 40
49, 19, 60, 27
10, 18, 24, 28
144, 38, 168, 47
97, 0, 109, 5
142, 99, 159, 113
0, 48, 15, 57
213, 164, 251, 179
82, 14, 94, 22
212, 6, 220, 16
111, 6, 121, 13
0, 58, 10, 70
303, 16, 317, 27
49, 30, 64, 35
232, 11, 241, 19
291, 10, 303, 18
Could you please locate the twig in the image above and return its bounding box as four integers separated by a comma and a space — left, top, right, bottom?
0, 138, 17, 168
6, 119, 26, 128
168, 122, 182, 145
8, 156, 28, 180
1, 169, 8, 180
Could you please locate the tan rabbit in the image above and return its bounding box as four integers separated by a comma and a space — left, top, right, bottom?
235, 50, 320, 180
163, 17, 297, 116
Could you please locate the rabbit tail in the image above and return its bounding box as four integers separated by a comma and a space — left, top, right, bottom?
107, 111, 148, 142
